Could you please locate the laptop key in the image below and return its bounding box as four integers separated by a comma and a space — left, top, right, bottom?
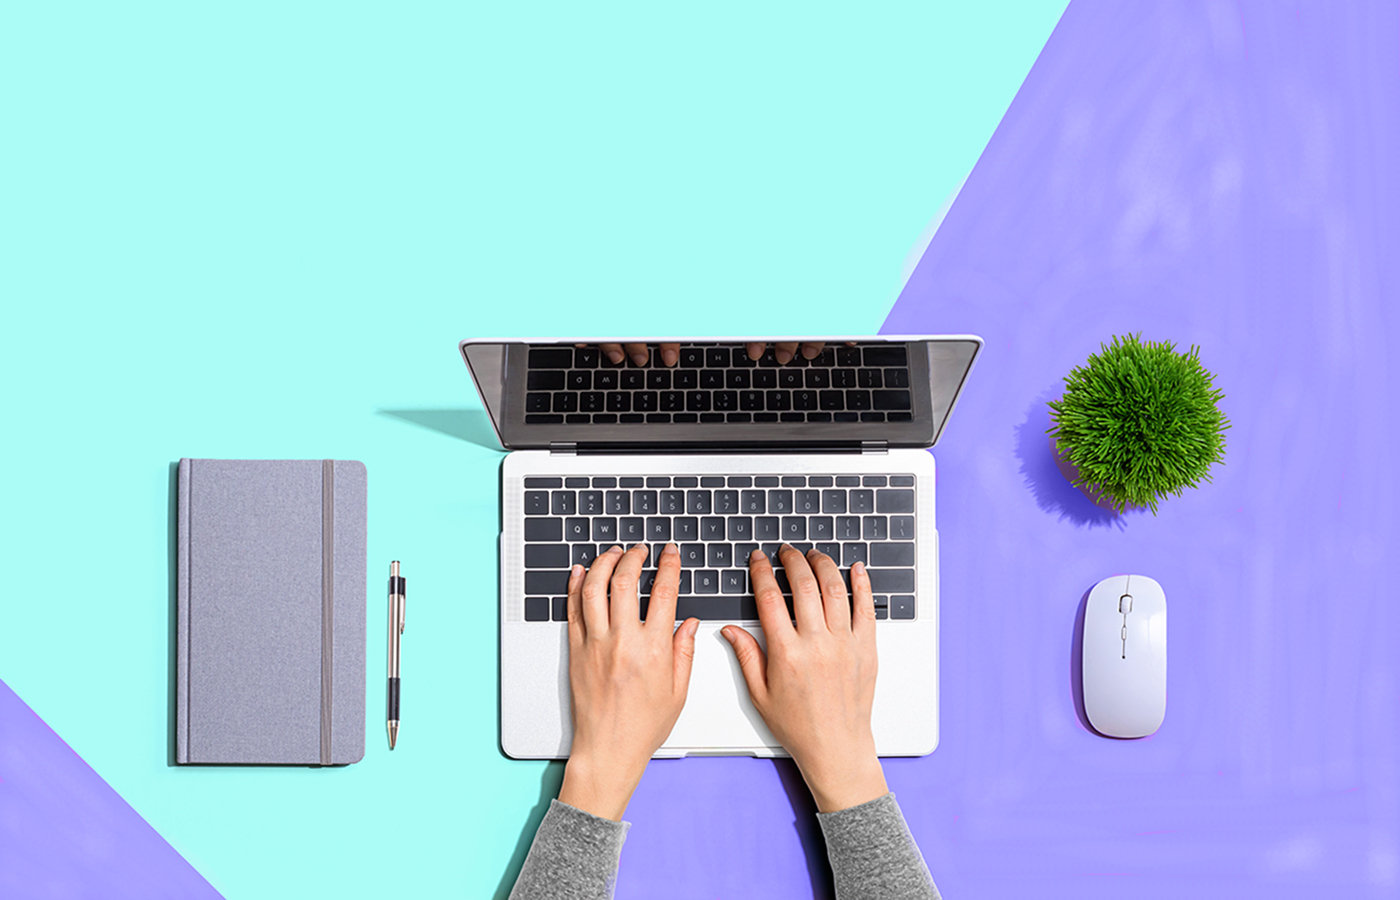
781, 517, 806, 541
574, 347, 599, 368
591, 518, 617, 542
721, 569, 746, 594
868, 569, 915, 593
727, 516, 753, 541
884, 368, 910, 388
873, 390, 912, 410
660, 491, 685, 514
524, 491, 550, 514
525, 414, 564, 424
527, 371, 565, 391
835, 516, 862, 540
714, 490, 738, 514
741, 490, 766, 514
891, 516, 915, 539
816, 542, 841, 560
795, 490, 820, 512
842, 543, 868, 566
525, 544, 570, 568
821, 490, 846, 514
695, 570, 720, 594
700, 370, 724, 389
870, 542, 916, 567
564, 518, 590, 541
529, 348, 573, 368
687, 490, 712, 514
752, 369, 777, 388
809, 516, 833, 540
876, 490, 916, 513
552, 596, 568, 622
863, 346, 908, 367
633, 490, 657, 514
525, 570, 570, 595
579, 491, 603, 514
831, 369, 857, 388
819, 390, 844, 411
862, 516, 888, 540
646, 517, 671, 542
708, 544, 733, 568
524, 597, 550, 622
619, 517, 644, 542
890, 595, 916, 619
837, 347, 861, 366
551, 491, 576, 516
680, 544, 705, 567
525, 518, 562, 542
647, 369, 671, 389
835, 476, 861, 486
701, 517, 726, 541
567, 371, 591, 390
845, 390, 871, 411
593, 370, 619, 390
755, 517, 780, 540
638, 569, 656, 596
605, 491, 630, 514
849, 490, 874, 513
526, 392, 552, 412
572, 544, 599, 567
769, 489, 793, 513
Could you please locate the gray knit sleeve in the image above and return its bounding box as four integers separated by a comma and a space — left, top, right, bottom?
508, 799, 630, 900
816, 793, 940, 900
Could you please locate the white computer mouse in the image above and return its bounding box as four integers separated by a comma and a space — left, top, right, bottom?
1081, 574, 1167, 738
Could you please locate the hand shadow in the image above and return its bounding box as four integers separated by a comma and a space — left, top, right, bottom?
772, 758, 835, 900
378, 408, 503, 451
1013, 391, 1125, 530
492, 760, 567, 900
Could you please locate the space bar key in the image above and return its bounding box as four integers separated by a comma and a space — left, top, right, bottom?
675, 597, 742, 620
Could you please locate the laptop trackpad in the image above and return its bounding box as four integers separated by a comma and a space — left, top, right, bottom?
661, 624, 782, 756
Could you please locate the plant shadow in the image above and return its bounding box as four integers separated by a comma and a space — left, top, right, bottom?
492, 760, 567, 899
1014, 391, 1130, 530
772, 757, 835, 899
378, 408, 503, 451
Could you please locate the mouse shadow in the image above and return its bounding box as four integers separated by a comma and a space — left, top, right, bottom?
1069, 586, 1138, 740
492, 760, 567, 899
1014, 391, 1135, 530
772, 757, 835, 899
378, 408, 503, 451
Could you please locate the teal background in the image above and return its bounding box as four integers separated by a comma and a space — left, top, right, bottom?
1, 2, 1064, 896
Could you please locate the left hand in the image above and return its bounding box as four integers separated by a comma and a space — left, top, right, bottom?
558, 543, 699, 820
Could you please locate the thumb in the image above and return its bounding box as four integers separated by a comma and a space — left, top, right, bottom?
720, 625, 768, 705
672, 617, 700, 692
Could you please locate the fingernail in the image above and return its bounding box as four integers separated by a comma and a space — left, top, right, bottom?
749, 548, 763, 560
607, 350, 624, 363
853, 561, 865, 574
686, 618, 700, 637
802, 346, 819, 359
631, 353, 648, 366
610, 544, 624, 554
663, 542, 679, 556
776, 351, 792, 364
571, 564, 583, 576
662, 350, 678, 367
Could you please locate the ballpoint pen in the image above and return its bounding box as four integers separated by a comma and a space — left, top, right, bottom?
387, 561, 406, 750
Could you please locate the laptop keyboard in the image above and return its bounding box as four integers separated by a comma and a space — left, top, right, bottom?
519, 473, 918, 623
522, 343, 914, 425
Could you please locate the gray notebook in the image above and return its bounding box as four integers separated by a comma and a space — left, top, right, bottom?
177, 458, 366, 765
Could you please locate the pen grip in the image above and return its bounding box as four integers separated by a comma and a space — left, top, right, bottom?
387, 677, 401, 722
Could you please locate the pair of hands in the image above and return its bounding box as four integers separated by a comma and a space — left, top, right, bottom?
591, 342, 830, 367
557, 542, 888, 821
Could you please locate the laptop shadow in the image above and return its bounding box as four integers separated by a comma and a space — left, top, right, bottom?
378, 408, 503, 451
492, 760, 567, 900
773, 757, 836, 899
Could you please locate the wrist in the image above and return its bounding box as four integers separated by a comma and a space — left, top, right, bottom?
800, 751, 888, 814
558, 752, 647, 821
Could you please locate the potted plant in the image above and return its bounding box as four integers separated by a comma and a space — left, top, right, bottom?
1047, 333, 1230, 514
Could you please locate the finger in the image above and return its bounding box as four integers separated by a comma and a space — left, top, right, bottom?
779, 543, 825, 633
800, 342, 824, 359
720, 624, 769, 707
623, 343, 650, 367
566, 564, 586, 644
807, 547, 850, 633
610, 543, 648, 627
657, 343, 680, 367
582, 545, 623, 635
746, 342, 767, 361
747, 547, 795, 642
646, 543, 681, 631
775, 342, 799, 365
850, 560, 878, 646
672, 617, 700, 695
598, 343, 626, 365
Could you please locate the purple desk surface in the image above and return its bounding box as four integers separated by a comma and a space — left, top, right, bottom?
618, 2, 1399, 897
0, 680, 221, 899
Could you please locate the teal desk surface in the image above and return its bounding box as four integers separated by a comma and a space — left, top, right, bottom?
0, 2, 1066, 896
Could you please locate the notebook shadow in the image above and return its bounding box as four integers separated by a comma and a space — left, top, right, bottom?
1013, 391, 1127, 530
492, 761, 566, 900
773, 757, 835, 899
378, 408, 502, 451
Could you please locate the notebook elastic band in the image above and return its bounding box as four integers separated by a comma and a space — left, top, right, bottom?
320, 459, 335, 765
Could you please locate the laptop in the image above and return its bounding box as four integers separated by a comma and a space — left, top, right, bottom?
461, 335, 982, 759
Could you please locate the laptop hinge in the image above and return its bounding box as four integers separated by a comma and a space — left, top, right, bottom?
861, 440, 888, 454
549, 442, 578, 456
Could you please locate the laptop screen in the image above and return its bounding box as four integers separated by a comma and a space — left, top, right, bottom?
461, 336, 981, 451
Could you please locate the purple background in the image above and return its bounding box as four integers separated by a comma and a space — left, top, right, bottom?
620, 1, 1400, 896
0, 680, 222, 899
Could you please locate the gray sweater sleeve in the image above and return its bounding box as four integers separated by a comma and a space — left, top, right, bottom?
508, 800, 630, 900
817, 793, 941, 900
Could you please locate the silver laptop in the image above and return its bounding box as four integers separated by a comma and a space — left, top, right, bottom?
461, 335, 982, 759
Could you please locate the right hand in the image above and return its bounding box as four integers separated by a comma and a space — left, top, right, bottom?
721, 545, 889, 813
587, 342, 832, 367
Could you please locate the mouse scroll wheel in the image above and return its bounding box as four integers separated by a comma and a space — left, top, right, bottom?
1118, 594, 1133, 614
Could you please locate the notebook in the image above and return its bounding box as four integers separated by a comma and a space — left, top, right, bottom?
176, 458, 367, 765
461, 336, 981, 759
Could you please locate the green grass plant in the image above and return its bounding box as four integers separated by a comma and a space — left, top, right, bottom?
1048, 333, 1230, 514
